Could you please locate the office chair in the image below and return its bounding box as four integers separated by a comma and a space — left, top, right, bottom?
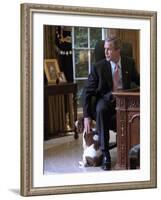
129, 144, 140, 169
94, 40, 105, 62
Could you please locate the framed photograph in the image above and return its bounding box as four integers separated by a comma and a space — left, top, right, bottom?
44, 59, 60, 84
20, 3, 157, 196
57, 72, 67, 83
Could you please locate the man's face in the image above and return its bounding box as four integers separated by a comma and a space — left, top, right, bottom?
104, 41, 120, 62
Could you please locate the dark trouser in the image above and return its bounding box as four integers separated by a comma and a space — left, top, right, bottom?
92, 98, 116, 151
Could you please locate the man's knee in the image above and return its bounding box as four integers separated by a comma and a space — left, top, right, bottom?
96, 100, 109, 114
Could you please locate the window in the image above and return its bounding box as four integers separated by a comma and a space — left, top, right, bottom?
72, 27, 105, 109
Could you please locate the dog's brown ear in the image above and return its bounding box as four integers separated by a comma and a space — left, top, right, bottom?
84, 132, 94, 146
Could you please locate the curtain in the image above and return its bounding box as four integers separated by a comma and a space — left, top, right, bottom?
55, 26, 73, 82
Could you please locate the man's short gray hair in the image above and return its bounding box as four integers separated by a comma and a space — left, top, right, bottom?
105, 36, 122, 50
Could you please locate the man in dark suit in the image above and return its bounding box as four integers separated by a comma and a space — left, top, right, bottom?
82, 36, 140, 170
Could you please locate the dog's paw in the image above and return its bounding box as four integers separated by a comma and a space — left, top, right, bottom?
78, 161, 85, 168
79, 160, 89, 168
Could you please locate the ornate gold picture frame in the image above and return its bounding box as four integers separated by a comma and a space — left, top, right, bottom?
20, 3, 157, 196
44, 59, 60, 84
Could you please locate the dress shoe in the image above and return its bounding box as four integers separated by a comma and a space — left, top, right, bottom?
102, 161, 111, 170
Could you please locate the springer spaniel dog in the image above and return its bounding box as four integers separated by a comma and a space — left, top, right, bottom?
75, 118, 103, 167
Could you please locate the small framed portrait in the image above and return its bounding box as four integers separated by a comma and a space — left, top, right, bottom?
56, 72, 67, 84
44, 59, 60, 84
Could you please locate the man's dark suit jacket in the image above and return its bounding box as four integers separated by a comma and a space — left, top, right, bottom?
82, 56, 140, 118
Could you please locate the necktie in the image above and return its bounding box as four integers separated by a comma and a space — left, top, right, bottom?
113, 64, 119, 91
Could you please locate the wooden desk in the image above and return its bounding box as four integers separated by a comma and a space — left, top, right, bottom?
44, 83, 78, 140
113, 89, 140, 169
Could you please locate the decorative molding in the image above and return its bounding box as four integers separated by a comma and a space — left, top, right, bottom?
116, 97, 126, 108
127, 96, 140, 109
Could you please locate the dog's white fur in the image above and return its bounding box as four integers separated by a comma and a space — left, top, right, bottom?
79, 130, 102, 167
75, 119, 102, 167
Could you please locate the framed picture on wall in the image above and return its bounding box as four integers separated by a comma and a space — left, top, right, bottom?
20, 3, 157, 196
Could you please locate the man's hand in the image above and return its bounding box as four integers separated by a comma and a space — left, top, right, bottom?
84, 117, 92, 134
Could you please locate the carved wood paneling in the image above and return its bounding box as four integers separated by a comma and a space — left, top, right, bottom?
117, 110, 127, 167
115, 92, 140, 169
116, 96, 126, 109
127, 96, 140, 109
44, 25, 56, 59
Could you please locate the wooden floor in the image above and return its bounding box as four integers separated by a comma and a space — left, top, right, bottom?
44, 131, 117, 174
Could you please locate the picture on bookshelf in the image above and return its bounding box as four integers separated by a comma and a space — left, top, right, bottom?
44, 59, 60, 84
56, 72, 67, 84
